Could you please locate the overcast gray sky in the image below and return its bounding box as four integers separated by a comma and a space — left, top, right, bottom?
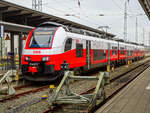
5, 0, 150, 45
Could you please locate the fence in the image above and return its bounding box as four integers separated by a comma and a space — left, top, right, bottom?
0, 52, 19, 71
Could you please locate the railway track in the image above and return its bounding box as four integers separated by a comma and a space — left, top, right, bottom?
42, 61, 150, 113
91, 61, 150, 113
2, 58, 150, 113
1, 58, 148, 102
0, 83, 50, 102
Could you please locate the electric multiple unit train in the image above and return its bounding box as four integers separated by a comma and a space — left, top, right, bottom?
21, 22, 145, 81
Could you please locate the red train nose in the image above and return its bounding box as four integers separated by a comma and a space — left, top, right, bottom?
28, 66, 37, 73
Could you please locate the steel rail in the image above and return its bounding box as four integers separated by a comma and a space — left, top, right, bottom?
42, 61, 150, 113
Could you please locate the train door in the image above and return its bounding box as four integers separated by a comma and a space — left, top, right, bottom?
125, 45, 127, 63
108, 42, 111, 66
86, 40, 91, 70
117, 42, 119, 60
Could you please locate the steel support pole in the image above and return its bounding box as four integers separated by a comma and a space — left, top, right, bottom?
0, 11, 2, 20
10, 33, 15, 69
0, 36, 2, 60
0, 12, 2, 65
18, 33, 22, 69
107, 43, 111, 72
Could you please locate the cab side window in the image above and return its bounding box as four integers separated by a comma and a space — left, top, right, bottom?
64, 38, 72, 52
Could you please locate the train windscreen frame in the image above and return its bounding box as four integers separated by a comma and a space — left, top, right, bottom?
29, 27, 57, 48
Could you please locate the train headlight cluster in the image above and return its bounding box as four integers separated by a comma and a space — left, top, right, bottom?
42, 56, 50, 61
25, 56, 31, 61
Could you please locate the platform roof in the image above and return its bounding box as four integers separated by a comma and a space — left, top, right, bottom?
0, 21, 33, 33
0, 0, 115, 37
139, 0, 150, 20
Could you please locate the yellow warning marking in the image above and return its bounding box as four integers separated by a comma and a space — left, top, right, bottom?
49, 85, 55, 89
128, 60, 130, 65
111, 66, 115, 72
15, 74, 19, 81
72, 71, 75, 83
42, 95, 47, 98
41, 95, 47, 100
107, 65, 110, 72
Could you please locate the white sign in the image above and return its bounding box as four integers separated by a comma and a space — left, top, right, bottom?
0, 25, 4, 38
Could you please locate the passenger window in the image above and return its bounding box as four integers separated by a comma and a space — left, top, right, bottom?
76, 43, 83, 57
128, 50, 133, 56
64, 38, 72, 52
120, 47, 124, 54
112, 50, 117, 55
112, 46, 117, 55
93, 49, 106, 61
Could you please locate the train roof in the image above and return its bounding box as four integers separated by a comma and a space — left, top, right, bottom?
39, 22, 111, 39
37, 22, 145, 48
38, 22, 63, 27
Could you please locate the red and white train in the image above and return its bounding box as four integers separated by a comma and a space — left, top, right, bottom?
21, 22, 145, 81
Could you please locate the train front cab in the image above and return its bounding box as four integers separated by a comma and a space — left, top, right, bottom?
21, 24, 68, 81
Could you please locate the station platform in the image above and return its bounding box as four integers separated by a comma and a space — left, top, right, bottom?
95, 67, 150, 113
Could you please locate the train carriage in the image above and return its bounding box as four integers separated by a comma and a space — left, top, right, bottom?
109, 41, 118, 62
90, 38, 109, 69
118, 42, 126, 64
141, 46, 145, 58
21, 22, 145, 81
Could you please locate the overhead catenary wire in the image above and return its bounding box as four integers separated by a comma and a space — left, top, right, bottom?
42, 0, 106, 27
57, 0, 107, 26
5, 0, 32, 8
5, 0, 150, 44
111, 0, 124, 11
43, 5, 100, 28
46, 0, 124, 34
5, 0, 103, 28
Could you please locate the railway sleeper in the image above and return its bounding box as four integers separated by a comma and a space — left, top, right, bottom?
48, 71, 110, 111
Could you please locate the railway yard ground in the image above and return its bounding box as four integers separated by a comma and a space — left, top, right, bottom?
0, 56, 150, 113
0, 0, 150, 113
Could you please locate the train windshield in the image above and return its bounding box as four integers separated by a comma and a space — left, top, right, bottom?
29, 27, 56, 48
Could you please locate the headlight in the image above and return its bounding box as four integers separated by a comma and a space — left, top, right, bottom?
25, 56, 31, 61
42, 56, 50, 61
